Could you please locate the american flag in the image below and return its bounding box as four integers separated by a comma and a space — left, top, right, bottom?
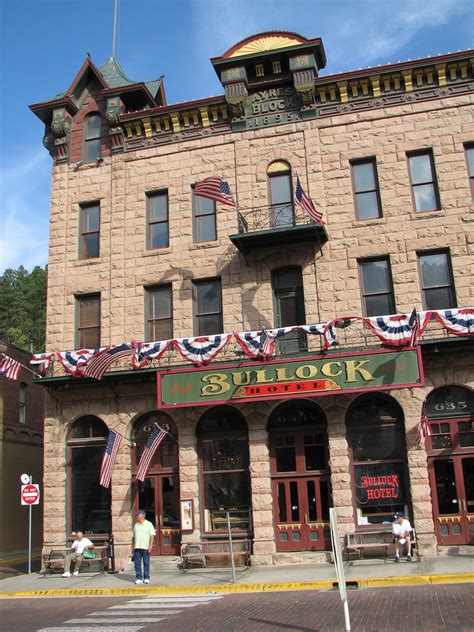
194, 176, 236, 207
408, 308, 420, 346
295, 176, 324, 225
82, 343, 133, 380
416, 399, 431, 444
258, 328, 274, 358
136, 425, 167, 481
99, 429, 122, 488
0, 353, 22, 380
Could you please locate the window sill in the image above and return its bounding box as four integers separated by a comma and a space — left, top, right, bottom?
74, 258, 102, 267
142, 247, 173, 257
189, 241, 220, 250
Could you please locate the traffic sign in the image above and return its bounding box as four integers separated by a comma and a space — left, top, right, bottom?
21, 483, 40, 505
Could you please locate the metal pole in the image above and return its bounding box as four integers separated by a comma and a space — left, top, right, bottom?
28, 475, 32, 574
226, 511, 236, 583
112, 0, 118, 59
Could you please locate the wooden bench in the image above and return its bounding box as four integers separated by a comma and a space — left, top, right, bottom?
178, 539, 251, 570
346, 529, 416, 561
41, 545, 109, 575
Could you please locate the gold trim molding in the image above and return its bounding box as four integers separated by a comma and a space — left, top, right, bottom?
229, 35, 304, 58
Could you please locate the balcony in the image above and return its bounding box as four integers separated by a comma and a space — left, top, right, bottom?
229, 203, 328, 255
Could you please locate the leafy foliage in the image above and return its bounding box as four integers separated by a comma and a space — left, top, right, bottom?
0, 265, 47, 353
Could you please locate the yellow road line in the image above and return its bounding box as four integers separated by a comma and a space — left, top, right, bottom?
0, 573, 472, 599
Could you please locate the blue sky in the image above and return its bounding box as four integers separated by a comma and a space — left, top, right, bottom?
0, 0, 472, 273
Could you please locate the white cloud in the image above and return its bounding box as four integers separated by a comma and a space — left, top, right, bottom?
0, 148, 51, 272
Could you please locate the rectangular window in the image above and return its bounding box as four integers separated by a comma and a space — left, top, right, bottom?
147, 191, 169, 249
418, 250, 456, 310
79, 203, 100, 259
145, 285, 173, 341
351, 159, 382, 219
359, 257, 395, 317
465, 144, 474, 202
19, 383, 27, 425
193, 191, 216, 242
407, 150, 440, 212
193, 279, 222, 336
76, 294, 100, 348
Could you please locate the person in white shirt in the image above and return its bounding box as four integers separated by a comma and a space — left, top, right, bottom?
62, 531, 94, 577
392, 511, 413, 562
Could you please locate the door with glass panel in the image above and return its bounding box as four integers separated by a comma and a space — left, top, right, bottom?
425, 387, 474, 546
269, 404, 331, 552
135, 475, 181, 555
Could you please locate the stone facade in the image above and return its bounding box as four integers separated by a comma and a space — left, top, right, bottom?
32, 32, 473, 569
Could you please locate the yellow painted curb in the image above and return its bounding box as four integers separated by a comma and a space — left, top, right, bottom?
0, 573, 472, 599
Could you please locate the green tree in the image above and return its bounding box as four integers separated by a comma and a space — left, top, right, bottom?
0, 265, 47, 352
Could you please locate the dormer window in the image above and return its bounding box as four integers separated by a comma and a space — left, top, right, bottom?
83, 113, 102, 163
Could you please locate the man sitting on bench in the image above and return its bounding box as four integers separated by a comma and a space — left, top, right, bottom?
62, 531, 94, 577
392, 511, 412, 562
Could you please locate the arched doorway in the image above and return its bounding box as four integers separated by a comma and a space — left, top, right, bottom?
346, 395, 409, 526
425, 386, 474, 545
197, 407, 252, 535
132, 412, 180, 555
67, 416, 111, 535
268, 402, 330, 552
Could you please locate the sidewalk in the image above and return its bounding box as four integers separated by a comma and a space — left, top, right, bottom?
0, 553, 472, 598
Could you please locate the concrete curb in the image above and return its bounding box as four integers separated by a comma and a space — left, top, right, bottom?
0, 573, 472, 598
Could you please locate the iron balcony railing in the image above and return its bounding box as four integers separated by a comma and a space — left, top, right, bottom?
236, 203, 316, 234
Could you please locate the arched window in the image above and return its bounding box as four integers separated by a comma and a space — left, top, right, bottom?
67, 416, 111, 534
267, 161, 294, 228
197, 407, 251, 533
346, 395, 408, 525
83, 113, 102, 162
19, 382, 28, 425
272, 266, 307, 353
132, 412, 178, 474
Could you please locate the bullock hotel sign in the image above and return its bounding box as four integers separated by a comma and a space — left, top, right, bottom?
157, 348, 423, 409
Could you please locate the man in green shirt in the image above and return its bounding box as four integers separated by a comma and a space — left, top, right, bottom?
132, 510, 156, 584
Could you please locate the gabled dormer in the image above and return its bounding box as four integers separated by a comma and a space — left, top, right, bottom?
30, 56, 165, 163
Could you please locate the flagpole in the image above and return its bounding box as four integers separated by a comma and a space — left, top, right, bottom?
153, 422, 179, 443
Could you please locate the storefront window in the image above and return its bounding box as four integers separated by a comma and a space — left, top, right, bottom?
347, 396, 407, 525
67, 416, 111, 534
197, 407, 251, 533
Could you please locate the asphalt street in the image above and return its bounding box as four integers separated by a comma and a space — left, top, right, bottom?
0, 584, 473, 631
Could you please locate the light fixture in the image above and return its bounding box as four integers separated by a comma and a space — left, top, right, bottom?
74, 160, 83, 169
96, 157, 104, 165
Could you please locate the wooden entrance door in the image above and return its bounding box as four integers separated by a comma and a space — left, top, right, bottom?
135, 474, 181, 555
269, 409, 331, 553
429, 456, 474, 545
272, 475, 330, 551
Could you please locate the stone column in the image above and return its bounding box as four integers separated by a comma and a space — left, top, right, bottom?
248, 407, 274, 565
178, 413, 200, 543
326, 398, 354, 542
398, 389, 437, 557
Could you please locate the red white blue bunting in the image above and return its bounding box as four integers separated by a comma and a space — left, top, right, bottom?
132, 340, 172, 369
433, 308, 474, 336
323, 317, 360, 349
364, 312, 432, 347
173, 334, 232, 366
57, 348, 108, 377
30, 352, 55, 376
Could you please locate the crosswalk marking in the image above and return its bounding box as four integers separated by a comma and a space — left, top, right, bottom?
65, 619, 167, 624
37, 628, 144, 632
87, 610, 181, 616
37, 593, 224, 631
108, 601, 213, 609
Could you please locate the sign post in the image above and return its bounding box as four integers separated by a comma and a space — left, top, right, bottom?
330, 507, 351, 632
21, 474, 40, 574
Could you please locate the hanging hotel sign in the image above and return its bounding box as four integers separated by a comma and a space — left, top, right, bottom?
157, 347, 423, 409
